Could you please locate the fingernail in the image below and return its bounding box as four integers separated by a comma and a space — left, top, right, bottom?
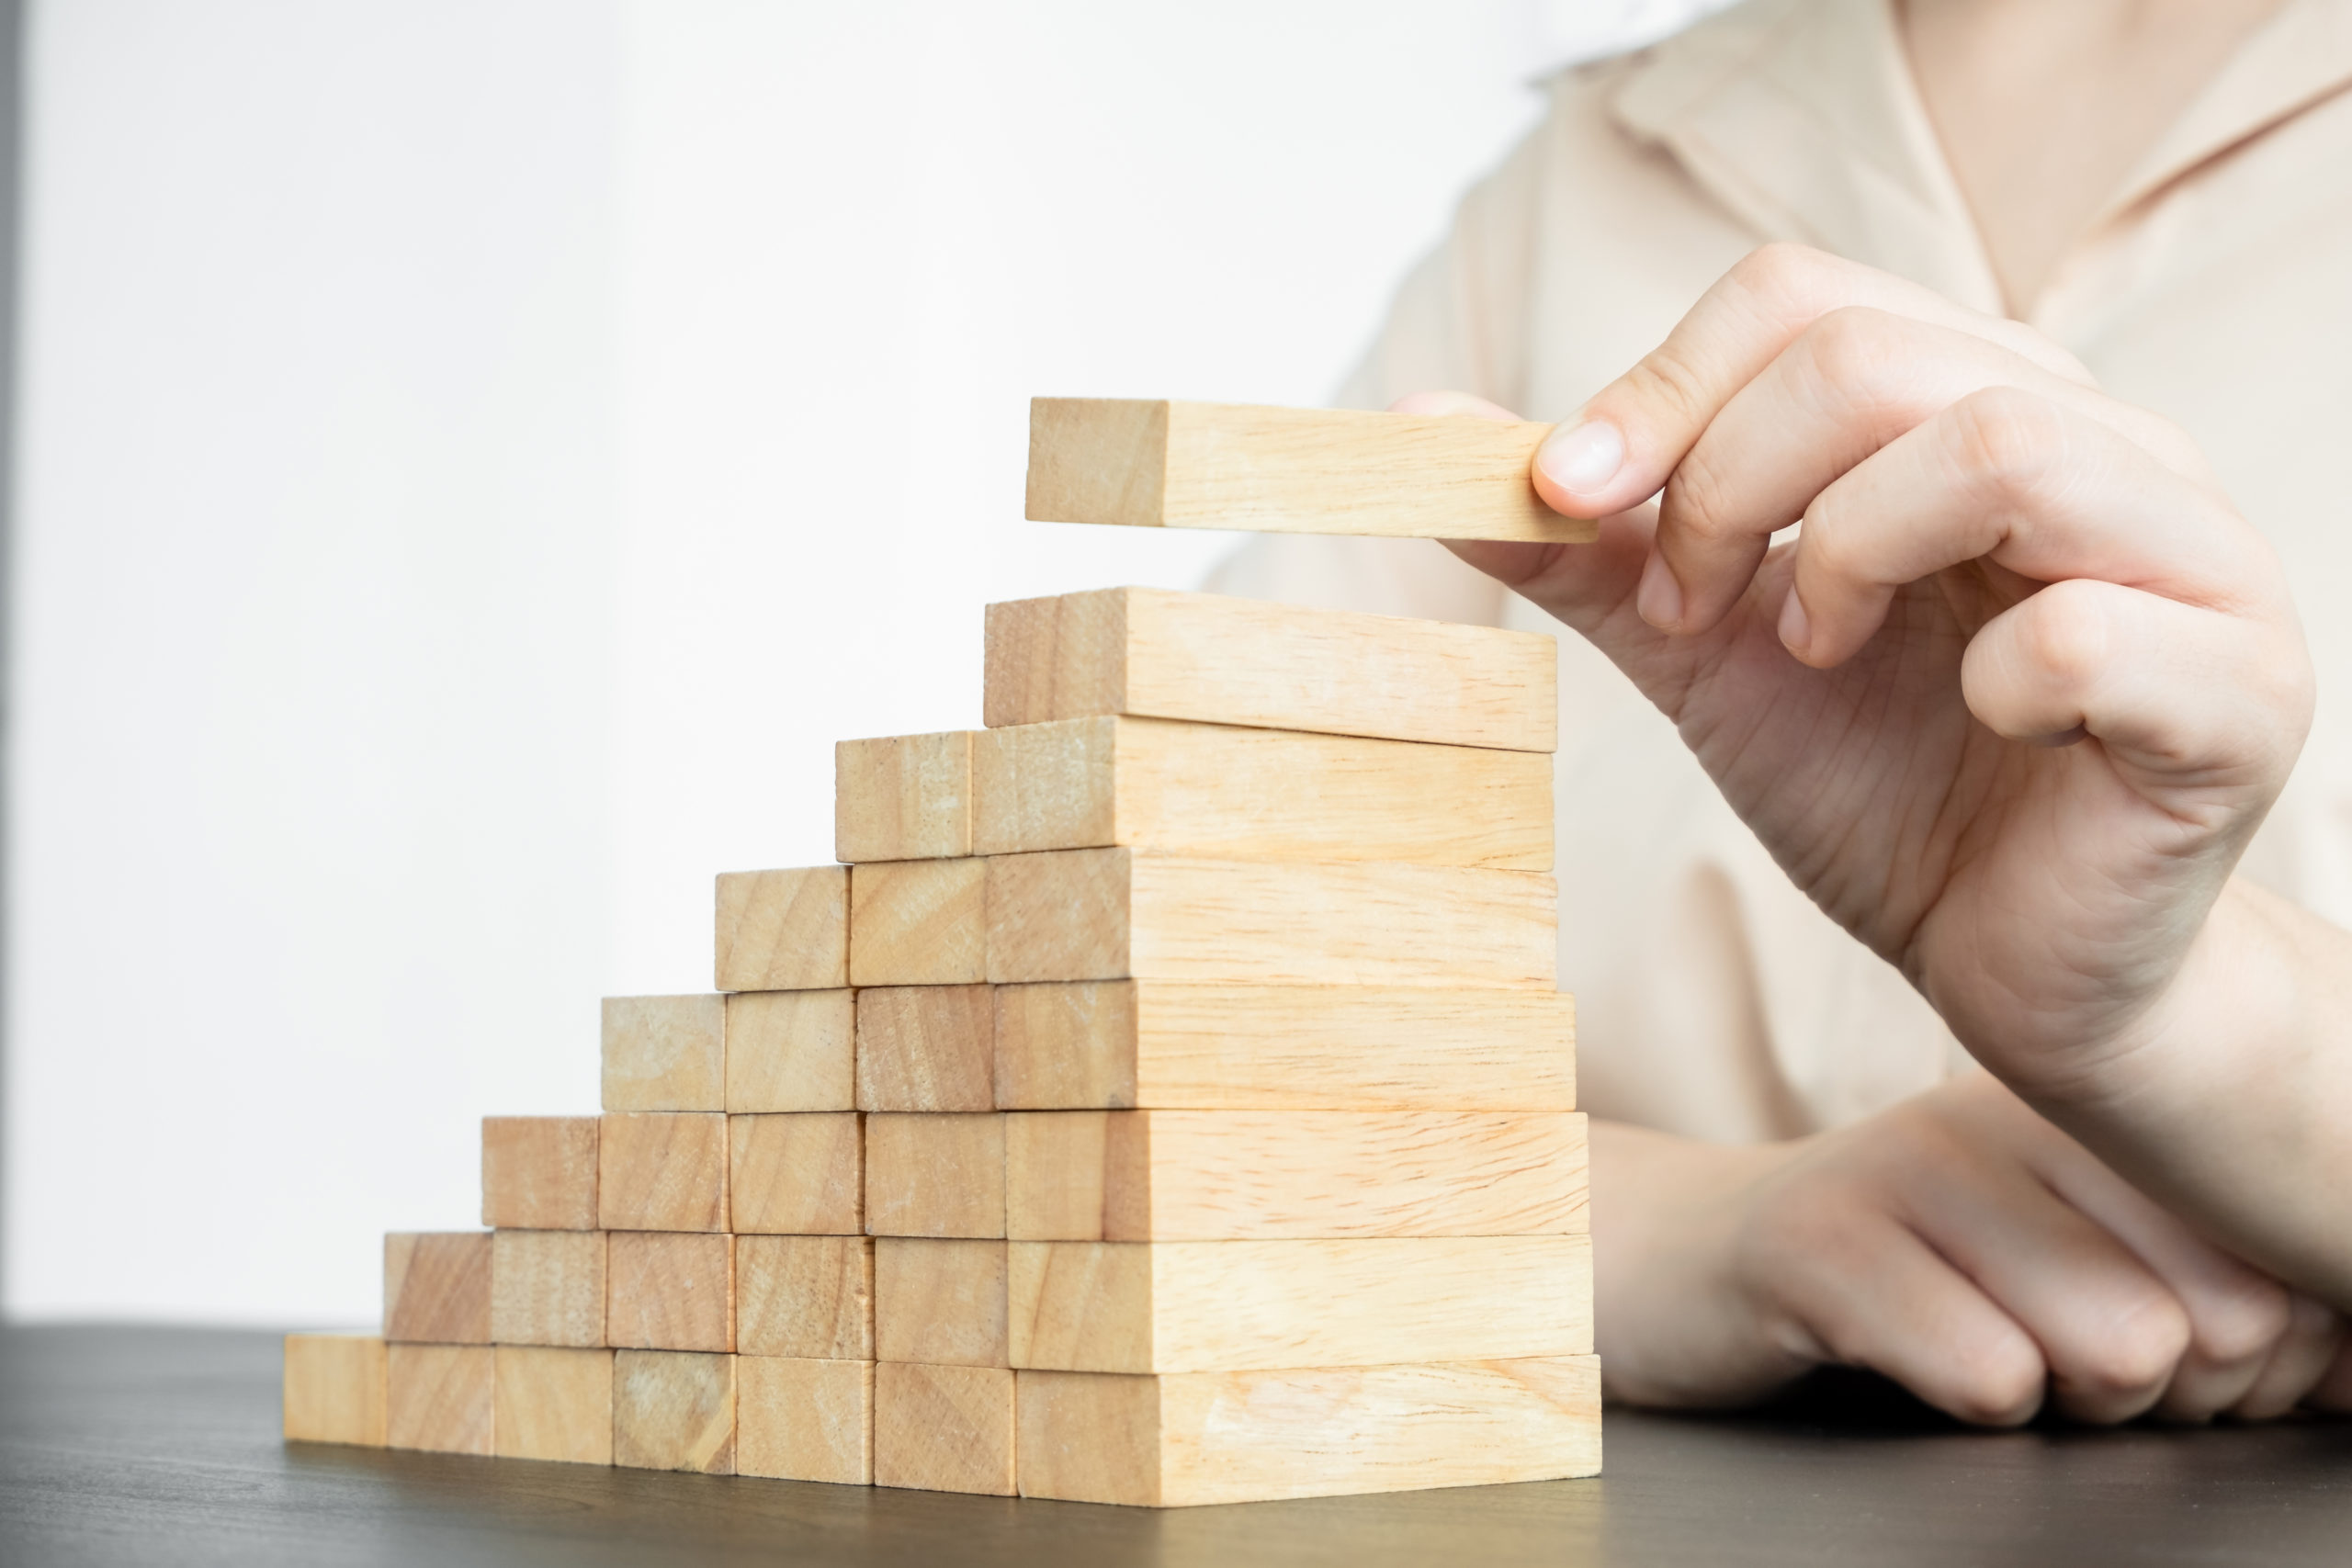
1777, 587, 1811, 656
1537, 418, 1626, 496
1636, 550, 1684, 630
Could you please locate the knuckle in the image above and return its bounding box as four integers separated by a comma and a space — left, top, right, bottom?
1622, 344, 1720, 430
2080, 1292, 2192, 1394
1730, 242, 1834, 309
2013, 581, 2115, 690
1798, 306, 1913, 403
1658, 451, 1742, 543
2192, 1278, 2293, 1365
1944, 387, 2066, 503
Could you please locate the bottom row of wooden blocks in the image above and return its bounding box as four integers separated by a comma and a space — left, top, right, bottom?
286, 1334, 1600, 1506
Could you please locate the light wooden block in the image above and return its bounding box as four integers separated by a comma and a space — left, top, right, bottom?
481, 1116, 601, 1230
729, 1112, 863, 1235
383, 1232, 492, 1345
724, 989, 854, 1112
737, 1235, 874, 1360
602, 994, 726, 1111
836, 731, 975, 863
1005, 1111, 1587, 1240
597, 1112, 728, 1232
490, 1229, 606, 1348
282, 1334, 387, 1446
385, 1343, 494, 1454
715, 866, 849, 992
993, 981, 1576, 1111
873, 1362, 1014, 1495
848, 859, 986, 986
865, 1113, 1005, 1239
854, 985, 993, 1111
874, 1238, 1007, 1368
737, 1356, 875, 1484
983, 586, 1557, 752
1017, 1356, 1602, 1506
493, 1346, 613, 1465
612, 1349, 735, 1473
1008, 1235, 1591, 1372
985, 849, 1555, 989
606, 1232, 734, 1352
1025, 399, 1595, 547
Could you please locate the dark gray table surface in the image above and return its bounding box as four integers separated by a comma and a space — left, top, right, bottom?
2, 1324, 2347, 1566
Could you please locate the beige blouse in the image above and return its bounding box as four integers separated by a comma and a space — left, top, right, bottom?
1210, 0, 2352, 1144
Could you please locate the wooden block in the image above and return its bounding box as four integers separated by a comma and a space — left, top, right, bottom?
836, 731, 975, 863
737, 1235, 874, 1360
724, 989, 854, 1112
729, 1112, 863, 1235
993, 981, 1576, 1111
385, 1343, 494, 1454
481, 1116, 600, 1230
606, 1232, 734, 1352
986, 849, 1555, 989
973, 716, 1552, 869
983, 586, 1556, 752
865, 1113, 1005, 1239
1008, 1235, 1590, 1372
383, 1232, 491, 1344
848, 859, 986, 987
873, 1362, 1013, 1495
597, 1112, 728, 1232
737, 1356, 875, 1483
715, 866, 848, 991
1005, 1111, 1587, 1240
1025, 399, 1595, 546
282, 1334, 387, 1446
1017, 1356, 1601, 1506
874, 1238, 1006, 1368
602, 994, 725, 1111
493, 1346, 613, 1465
612, 1349, 734, 1473
854, 985, 993, 1111
490, 1229, 606, 1348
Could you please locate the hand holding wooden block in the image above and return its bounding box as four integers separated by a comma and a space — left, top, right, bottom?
383, 1232, 492, 1345
736, 1235, 874, 1360
849, 859, 985, 986
606, 1232, 734, 1352
612, 1349, 734, 1473
729, 1112, 863, 1235
715, 867, 849, 991
738, 1356, 875, 1484
481, 1117, 600, 1230
724, 989, 854, 1112
598, 1112, 729, 1232
282, 1334, 387, 1446
602, 995, 726, 1111
865, 1114, 1005, 1239
873, 1362, 1013, 1495
836, 731, 974, 862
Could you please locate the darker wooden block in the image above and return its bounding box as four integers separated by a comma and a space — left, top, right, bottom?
729, 1112, 863, 1235
612, 1349, 735, 1473
481, 1117, 600, 1230
606, 1231, 734, 1353
736, 1235, 873, 1361
854, 985, 993, 1111
383, 1232, 492, 1345
598, 1112, 729, 1232
385, 1343, 493, 1454
873, 1362, 1012, 1495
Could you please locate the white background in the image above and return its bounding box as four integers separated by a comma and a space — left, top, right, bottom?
6, 0, 1722, 1323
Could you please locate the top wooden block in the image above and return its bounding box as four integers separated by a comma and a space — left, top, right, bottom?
1023, 400, 1597, 545
984, 588, 1556, 753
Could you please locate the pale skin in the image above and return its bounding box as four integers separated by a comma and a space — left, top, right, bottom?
1398, 0, 2352, 1423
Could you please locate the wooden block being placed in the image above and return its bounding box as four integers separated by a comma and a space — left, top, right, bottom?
383, 1232, 491, 1344
875, 1238, 1006, 1368
490, 1229, 606, 1347
865, 1114, 1005, 1239
993, 981, 1576, 1110
873, 1363, 1013, 1495
854, 985, 993, 1111
282, 1334, 387, 1446
849, 859, 986, 986
1017, 1356, 1601, 1506
738, 1356, 875, 1484
737, 1235, 874, 1360
715, 867, 849, 992
493, 1346, 613, 1465
986, 849, 1555, 989
1005, 1111, 1587, 1240
606, 1232, 734, 1352
973, 716, 1551, 869
729, 1112, 863, 1235
725, 989, 854, 1112
612, 1349, 734, 1473
1008, 1235, 1590, 1372
983, 586, 1557, 752
481, 1116, 601, 1230
386, 1343, 493, 1454
598, 1112, 728, 1232
602, 994, 725, 1111
837, 731, 975, 863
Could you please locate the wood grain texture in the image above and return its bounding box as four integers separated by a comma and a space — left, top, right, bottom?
723, 989, 854, 1112
849, 859, 986, 987
383, 1233, 492, 1345
490, 1229, 607, 1348
865, 1114, 1006, 1239
605, 1233, 734, 1353
735, 1235, 874, 1360
598, 1113, 729, 1233
1016, 1356, 1600, 1506
728, 1112, 863, 1235
983, 586, 1557, 752
874, 1238, 1007, 1369
612, 1350, 734, 1474
715, 867, 849, 992
493, 1346, 613, 1465
872, 1362, 1014, 1496
481, 1116, 601, 1230
836, 731, 975, 863
972, 716, 1552, 868
854, 985, 994, 1111
601, 994, 726, 1112
1024, 399, 1595, 545
1008, 1235, 1591, 1372
385, 1343, 493, 1455
985, 849, 1556, 989
993, 980, 1576, 1111
737, 1356, 875, 1484
281, 1334, 386, 1446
